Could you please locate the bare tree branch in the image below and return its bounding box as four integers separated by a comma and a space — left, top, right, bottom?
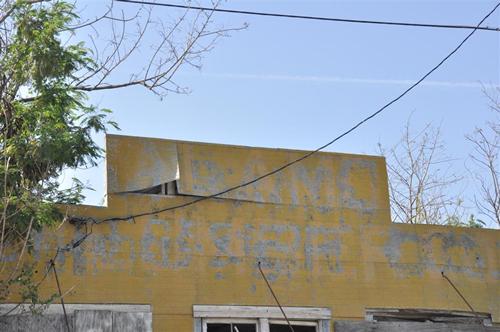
467, 88, 500, 226
379, 118, 464, 225
0, 0, 247, 304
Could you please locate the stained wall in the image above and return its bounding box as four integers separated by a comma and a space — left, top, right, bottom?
25, 135, 500, 330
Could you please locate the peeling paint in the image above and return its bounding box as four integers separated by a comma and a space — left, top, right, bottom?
12, 135, 498, 331
384, 228, 485, 278
141, 219, 171, 267
305, 226, 342, 273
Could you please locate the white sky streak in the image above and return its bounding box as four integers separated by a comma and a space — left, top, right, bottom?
203, 73, 500, 89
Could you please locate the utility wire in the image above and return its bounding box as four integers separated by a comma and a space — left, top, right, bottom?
0, 250, 61, 318
258, 262, 295, 332
441, 272, 476, 313
441, 272, 484, 327
51, 259, 71, 332
116, 0, 500, 32
95, 1, 500, 225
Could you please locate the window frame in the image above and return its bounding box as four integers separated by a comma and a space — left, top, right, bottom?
203, 318, 259, 332
269, 319, 318, 327
193, 305, 331, 332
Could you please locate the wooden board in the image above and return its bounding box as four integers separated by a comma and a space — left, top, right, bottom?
0, 314, 71, 332
193, 305, 331, 320
74, 310, 112, 332
112, 312, 152, 332
335, 320, 500, 332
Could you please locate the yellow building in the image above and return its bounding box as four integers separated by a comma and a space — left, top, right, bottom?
4, 134, 499, 331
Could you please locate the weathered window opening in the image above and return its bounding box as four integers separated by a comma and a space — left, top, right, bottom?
127, 180, 178, 195
332, 308, 499, 332
269, 320, 318, 332
193, 305, 330, 332
203, 319, 318, 332
205, 319, 257, 332
365, 308, 494, 326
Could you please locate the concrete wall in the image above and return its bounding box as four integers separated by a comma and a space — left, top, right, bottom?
4, 135, 499, 331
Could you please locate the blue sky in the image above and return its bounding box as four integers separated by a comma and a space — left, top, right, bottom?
64, 0, 499, 227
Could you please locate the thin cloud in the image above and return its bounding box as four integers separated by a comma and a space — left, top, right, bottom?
202, 72, 500, 89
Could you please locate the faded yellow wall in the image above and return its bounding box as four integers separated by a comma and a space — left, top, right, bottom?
20, 135, 500, 330
106, 135, 390, 211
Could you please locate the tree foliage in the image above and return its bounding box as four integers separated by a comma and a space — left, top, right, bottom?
0, 0, 240, 305
0, 0, 116, 304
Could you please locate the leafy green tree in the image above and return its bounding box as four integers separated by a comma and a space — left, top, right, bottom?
0, 0, 239, 307
0, 0, 116, 305
445, 214, 486, 228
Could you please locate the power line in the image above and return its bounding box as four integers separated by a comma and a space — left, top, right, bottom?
258, 262, 295, 332
50, 259, 71, 332
441, 272, 486, 330
95, 1, 500, 225
116, 0, 500, 32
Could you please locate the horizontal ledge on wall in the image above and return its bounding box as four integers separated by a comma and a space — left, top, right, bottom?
0, 303, 151, 316
193, 305, 331, 320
